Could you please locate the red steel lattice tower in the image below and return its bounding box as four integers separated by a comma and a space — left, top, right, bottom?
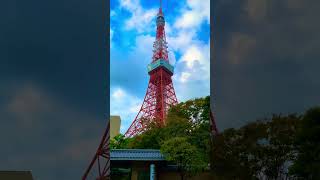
125, 1, 178, 137
82, 122, 110, 180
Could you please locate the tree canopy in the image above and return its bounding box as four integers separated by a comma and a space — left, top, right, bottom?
110, 96, 211, 179
289, 107, 320, 179
110, 95, 320, 179
212, 107, 320, 179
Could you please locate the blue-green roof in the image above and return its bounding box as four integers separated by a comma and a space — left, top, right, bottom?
147, 59, 174, 74
110, 149, 166, 161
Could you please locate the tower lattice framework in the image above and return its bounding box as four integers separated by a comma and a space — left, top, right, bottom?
125, 3, 178, 137
82, 122, 110, 180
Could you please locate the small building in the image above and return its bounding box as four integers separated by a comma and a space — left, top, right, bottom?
110, 149, 212, 180
0, 171, 33, 180
110, 116, 121, 139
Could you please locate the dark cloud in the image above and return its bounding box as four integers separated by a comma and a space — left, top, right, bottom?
213, 0, 320, 129
0, 82, 106, 180
0, 0, 108, 179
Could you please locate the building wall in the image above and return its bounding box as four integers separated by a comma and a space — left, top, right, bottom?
0, 171, 33, 180
110, 116, 121, 139
129, 163, 213, 180
158, 171, 213, 180
111, 161, 214, 180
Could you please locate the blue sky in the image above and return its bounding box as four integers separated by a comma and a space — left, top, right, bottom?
110, 0, 210, 133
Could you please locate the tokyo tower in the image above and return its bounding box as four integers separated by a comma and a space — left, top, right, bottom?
125, 0, 178, 137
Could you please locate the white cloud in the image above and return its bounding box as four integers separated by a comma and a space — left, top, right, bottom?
168, 48, 176, 66
165, 22, 173, 36
181, 45, 203, 68
110, 28, 114, 48
167, 30, 197, 52
119, 0, 158, 33
110, 87, 142, 134
165, 0, 210, 102
174, 0, 210, 29
180, 72, 191, 83
112, 88, 125, 99
110, 28, 114, 40
129, 104, 141, 113
175, 12, 199, 29
134, 34, 155, 55
119, 0, 139, 11
110, 10, 116, 17
173, 41, 210, 101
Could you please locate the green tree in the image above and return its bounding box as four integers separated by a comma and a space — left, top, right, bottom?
130, 96, 211, 156
109, 96, 212, 178
262, 114, 299, 179
167, 96, 211, 161
110, 134, 134, 149
289, 107, 320, 179
212, 126, 261, 179
129, 122, 163, 149
160, 137, 207, 180
125, 96, 212, 179
211, 114, 300, 179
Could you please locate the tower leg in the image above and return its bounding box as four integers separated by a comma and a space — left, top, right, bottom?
82, 122, 110, 180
